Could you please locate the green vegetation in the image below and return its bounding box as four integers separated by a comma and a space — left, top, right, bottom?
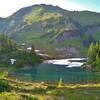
23, 6, 62, 24
0, 75, 100, 100
92, 32, 100, 42
0, 34, 42, 67
72, 11, 100, 26
1, 4, 100, 57
83, 42, 100, 71
0, 4, 100, 99
57, 78, 63, 87
0, 68, 100, 100
0, 34, 17, 52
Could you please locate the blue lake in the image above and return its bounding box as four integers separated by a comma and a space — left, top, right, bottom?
9, 64, 100, 83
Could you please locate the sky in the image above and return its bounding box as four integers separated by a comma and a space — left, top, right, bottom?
0, 0, 99, 18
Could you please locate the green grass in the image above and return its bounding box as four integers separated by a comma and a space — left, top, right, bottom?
23, 7, 44, 24
0, 77, 100, 100
0, 71, 100, 100
23, 6, 62, 24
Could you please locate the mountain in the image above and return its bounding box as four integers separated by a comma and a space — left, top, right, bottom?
0, 4, 100, 58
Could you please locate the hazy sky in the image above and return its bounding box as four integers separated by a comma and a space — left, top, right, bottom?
0, 0, 99, 17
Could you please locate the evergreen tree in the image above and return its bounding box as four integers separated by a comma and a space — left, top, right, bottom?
87, 43, 96, 64
87, 42, 100, 71
0, 34, 17, 52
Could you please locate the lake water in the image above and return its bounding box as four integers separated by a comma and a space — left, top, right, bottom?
8, 58, 100, 83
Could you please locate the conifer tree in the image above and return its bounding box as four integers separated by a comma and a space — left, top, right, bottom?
87, 43, 96, 63
87, 42, 100, 71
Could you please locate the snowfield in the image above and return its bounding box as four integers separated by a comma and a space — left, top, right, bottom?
43, 58, 87, 67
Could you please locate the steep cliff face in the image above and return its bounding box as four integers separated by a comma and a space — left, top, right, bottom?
0, 4, 100, 58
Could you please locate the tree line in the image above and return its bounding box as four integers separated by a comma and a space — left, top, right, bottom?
0, 34, 42, 67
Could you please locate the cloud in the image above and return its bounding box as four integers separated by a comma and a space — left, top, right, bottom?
0, 0, 92, 17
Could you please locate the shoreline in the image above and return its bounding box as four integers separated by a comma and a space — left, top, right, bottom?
3, 77, 100, 89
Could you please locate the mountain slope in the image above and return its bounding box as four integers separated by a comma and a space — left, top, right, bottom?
0, 4, 100, 58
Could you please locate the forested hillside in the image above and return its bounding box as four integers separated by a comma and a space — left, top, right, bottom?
0, 4, 100, 57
